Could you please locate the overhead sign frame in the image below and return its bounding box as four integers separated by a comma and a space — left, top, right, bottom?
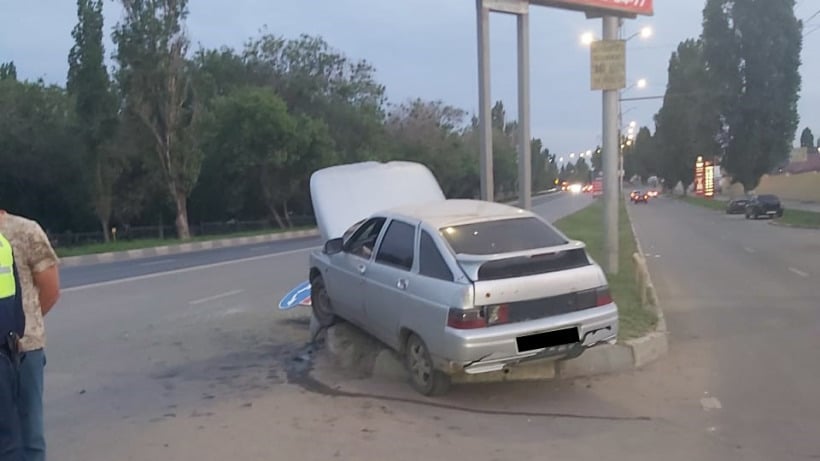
530, 0, 654, 17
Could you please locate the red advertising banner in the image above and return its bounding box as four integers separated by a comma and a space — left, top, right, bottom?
533, 0, 654, 16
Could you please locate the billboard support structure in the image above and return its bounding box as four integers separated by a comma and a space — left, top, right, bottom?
475, 0, 653, 274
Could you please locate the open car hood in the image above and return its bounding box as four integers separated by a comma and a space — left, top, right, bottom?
310, 161, 446, 241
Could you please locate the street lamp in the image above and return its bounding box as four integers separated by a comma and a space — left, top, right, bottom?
580, 31, 595, 46
625, 25, 653, 42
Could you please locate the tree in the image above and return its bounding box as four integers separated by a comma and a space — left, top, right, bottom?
800, 127, 814, 149
626, 126, 657, 181
0, 79, 90, 233
385, 98, 478, 198
702, 0, 803, 190
243, 33, 387, 163
67, 0, 121, 242
0, 62, 16, 81
530, 140, 551, 193
112, 0, 203, 239
654, 39, 720, 192
591, 146, 602, 172
573, 157, 591, 183
203, 87, 334, 228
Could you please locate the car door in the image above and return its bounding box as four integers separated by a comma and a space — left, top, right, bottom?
324, 217, 386, 324
363, 218, 418, 349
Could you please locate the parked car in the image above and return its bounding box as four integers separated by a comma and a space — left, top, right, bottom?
725, 198, 750, 214
307, 161, 619, 396
631, 190, 649, 203
745, 194, 784, 219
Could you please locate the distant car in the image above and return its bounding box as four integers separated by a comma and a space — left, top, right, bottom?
745, 194, 784, 219
647, 190, 659, 198
631, 190, 649, 203
725, 198, 750, 215
306, 161, 619, 396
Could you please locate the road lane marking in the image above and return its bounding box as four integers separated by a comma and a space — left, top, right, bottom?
743, 247, 755, 254
63, 246, 320, 293
700, 397, 722, 411
138, 258, 176, 267
788, 267, 810, 278
189, 289, 243, 305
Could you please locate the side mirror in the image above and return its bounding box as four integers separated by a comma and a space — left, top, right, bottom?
324, 237, 344, 255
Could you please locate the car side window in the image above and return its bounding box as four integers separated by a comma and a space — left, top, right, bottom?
419, 231, 453, 281
375, 220, 416, 271
344, 217, 386, 259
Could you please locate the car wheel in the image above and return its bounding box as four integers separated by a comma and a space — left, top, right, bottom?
310, 275, 337, 328
405, 333, 451, 396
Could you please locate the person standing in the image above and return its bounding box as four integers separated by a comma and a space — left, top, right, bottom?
0, 210, 60, 461
0, 230, 25, 461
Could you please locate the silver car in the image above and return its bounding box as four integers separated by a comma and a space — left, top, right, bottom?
307, 162, 619, 396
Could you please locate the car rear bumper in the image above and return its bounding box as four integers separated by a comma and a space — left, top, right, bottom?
433, 303, 619, 375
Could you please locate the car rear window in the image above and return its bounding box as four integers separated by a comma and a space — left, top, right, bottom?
440, 217, 567, 255
758, 195, 780, 204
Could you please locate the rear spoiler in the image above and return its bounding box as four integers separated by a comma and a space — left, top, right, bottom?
455, 241, 591, 281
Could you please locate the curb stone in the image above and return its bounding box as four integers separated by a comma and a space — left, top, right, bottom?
58, 228, 320, 268
317, 201, 668, 385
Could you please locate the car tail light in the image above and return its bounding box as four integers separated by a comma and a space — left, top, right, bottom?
447, 304, 510, 329
447, 307, 486, 329
484, 304, 509, 326
596, 287, 613, 306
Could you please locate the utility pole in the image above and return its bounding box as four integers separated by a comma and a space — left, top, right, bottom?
602, 15, 620, 275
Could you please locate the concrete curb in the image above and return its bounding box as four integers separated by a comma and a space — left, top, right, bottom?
316, 200, 668, 385
59, 228, 320, 268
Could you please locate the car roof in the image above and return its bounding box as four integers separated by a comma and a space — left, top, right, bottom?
384, 198, 534, 229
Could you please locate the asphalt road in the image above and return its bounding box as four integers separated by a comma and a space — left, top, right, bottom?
627, 195, 820, 459
44, 191, 819, 460
61, 191, 571, 290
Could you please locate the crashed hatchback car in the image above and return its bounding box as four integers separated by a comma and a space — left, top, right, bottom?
307, 161, 619, 395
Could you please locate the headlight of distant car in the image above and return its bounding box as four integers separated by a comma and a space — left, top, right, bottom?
568, 184, 583, 194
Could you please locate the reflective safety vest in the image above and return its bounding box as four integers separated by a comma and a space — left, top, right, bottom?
0, 232, 24, 338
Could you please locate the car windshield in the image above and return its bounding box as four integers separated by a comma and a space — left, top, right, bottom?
758, 195, 780, 204
440, 217, 567, 255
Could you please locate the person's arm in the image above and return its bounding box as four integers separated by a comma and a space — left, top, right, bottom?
27, 223, 61, 316
34, 265, 60, 316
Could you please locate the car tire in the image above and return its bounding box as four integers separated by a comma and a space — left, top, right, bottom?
404, 333, 451, 396
310, 275, 337, 328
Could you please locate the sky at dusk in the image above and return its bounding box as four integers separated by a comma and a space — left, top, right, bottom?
1, 0, 818, 160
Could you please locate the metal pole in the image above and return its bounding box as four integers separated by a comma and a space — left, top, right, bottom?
517, 9, 532, 210
602, 15, 620, 274
476, 0, 494, 202
618, 92, 623, 192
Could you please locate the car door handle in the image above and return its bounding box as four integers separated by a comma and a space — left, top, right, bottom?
397, 278, 409, 290
357, 264, 367, 274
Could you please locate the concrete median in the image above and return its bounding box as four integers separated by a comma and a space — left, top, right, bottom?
59, 228, 320, 267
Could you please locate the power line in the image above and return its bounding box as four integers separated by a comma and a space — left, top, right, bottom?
805, 8, 820, 24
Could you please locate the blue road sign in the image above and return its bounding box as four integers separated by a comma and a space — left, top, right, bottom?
278, 280, 312, 310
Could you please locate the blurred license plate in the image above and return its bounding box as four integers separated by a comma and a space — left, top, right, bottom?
516, 328, 580, 352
